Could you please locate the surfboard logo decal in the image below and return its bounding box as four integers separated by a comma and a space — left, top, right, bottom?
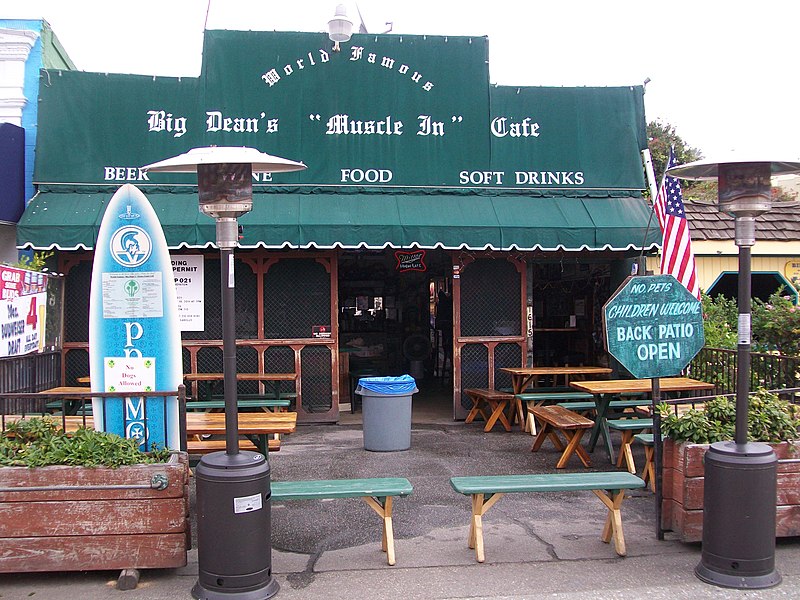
119, 204, 140, 220
110, 225, 152, 268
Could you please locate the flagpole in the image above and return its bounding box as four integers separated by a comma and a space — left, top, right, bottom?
638, 149, 661, 270
642, 149, 660, 201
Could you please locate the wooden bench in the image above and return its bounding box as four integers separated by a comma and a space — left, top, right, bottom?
514, 391, 594, 433
450, 471, 646, 562
607, 419, 654, 472
270, 477, 413, 566
463, 389, 514, 432
186, 438, 281, 454
529, 405, 594, 468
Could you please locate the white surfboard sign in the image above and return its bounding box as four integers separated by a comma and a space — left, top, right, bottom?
89, 184, 182, 449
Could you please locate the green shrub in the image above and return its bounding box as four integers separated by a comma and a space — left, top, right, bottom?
0, 417, 172, 468
659, 389, 799, 444
701, 293, 738, 350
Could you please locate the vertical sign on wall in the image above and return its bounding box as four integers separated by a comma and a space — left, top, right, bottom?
171, 254, 205, 331
89, 184, 182, 449
0, 265, 47, 357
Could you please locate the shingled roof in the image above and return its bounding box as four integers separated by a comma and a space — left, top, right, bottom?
685, 201, 800, 241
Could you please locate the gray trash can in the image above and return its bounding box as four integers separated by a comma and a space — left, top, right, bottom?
355, 375, 417, 451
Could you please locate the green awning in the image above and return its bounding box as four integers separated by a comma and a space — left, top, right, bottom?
17, 190, 661, 252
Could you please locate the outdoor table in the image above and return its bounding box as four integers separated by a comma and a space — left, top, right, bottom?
569, 377, 715, 462
185, 411, 297, 454
40, 386, 92, 415
2, 411, 297, 456
184, 372, 296, 401
500, 366, 612, 428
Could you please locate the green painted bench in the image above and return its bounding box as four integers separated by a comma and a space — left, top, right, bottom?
450, 471, 646, 562
210, 392, 296, 400
45, 400, 93, 415
607, 419, 654, 473
555, 398, 650, 414
186, 398, 292, 411
271, 477, 413, 566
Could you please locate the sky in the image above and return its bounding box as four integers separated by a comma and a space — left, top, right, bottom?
7, 0, 800, 161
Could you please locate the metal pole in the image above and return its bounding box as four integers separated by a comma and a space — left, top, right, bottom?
220, 245, 239, 455
652, 377, 663, 540
735, 237, 751, 445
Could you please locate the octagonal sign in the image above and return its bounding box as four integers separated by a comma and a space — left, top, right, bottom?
604, 275, 704, 379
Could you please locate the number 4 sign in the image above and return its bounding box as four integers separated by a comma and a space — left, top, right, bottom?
1, 292, 47, 357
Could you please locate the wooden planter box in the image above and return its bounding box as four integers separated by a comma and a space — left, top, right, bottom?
662, 439, 800, 542
0, 452, 190, 573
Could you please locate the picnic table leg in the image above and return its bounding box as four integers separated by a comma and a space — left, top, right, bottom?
468, 492, 504, 563
587, 394, 615, 462
245, 434, 269, 455
530, 423, 555, 452
363, 495, 397, 566
512, 396, 525, 430
556, 430, 591, 469
484, 399, 511, 432
642, 444, 656, 492
593, 488, 628, 556
616, 431, 637, 473
464, 394, 488, 425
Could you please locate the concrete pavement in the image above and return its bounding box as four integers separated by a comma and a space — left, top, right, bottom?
1, 418, 798, 599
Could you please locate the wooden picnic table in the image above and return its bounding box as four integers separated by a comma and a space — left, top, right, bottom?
39, 386, 92, 415
2, 411, 297, 456
569, 377, 715, 462
39, 386, 92, 394
500, 366, 612, 427
185, 411, 297, 454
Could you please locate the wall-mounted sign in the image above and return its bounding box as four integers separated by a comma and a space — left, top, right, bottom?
0, 265, 47, 299
312, 325, 332, 338
784, 260, 800, 286
171, 254, 204, 331
395, 250, 426, 272
0, 266, 48, 358
0, 291, 46, 357
35, 32, 646, 192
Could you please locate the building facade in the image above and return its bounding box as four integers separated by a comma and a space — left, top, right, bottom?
16, 29, 660, 422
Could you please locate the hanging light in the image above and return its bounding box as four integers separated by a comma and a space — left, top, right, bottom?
328, 4, 354, 51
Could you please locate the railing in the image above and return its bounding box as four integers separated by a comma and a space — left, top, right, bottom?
686, 347, 800, 397
0, 386, 186, 452
0, 351, 61, 414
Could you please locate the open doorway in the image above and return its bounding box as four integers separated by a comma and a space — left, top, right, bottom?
337, 249, 453, 420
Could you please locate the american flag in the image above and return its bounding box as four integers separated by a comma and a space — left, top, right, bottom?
654, 148, 700, 300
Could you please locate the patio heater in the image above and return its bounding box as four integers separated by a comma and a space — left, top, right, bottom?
668, 154, 800, 589
143, 147, 306, 600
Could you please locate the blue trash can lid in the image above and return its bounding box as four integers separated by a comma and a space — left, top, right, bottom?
357, 374, 417, 394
